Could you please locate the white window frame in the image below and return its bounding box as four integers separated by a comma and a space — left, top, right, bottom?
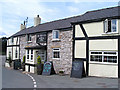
52, 30, 59, 41
26, 49, 34, 62
31, 49, 33, 61
52, 48, 60, 59
104, 19, 118, 34
89, 51, 118, 65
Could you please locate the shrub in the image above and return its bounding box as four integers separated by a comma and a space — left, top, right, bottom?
8, 55, 12, 64
22, 56, 26, 64
37, 56, 41, 65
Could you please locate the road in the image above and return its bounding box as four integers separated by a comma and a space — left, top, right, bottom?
2, 66, 118, 88
2, 67, 34, 88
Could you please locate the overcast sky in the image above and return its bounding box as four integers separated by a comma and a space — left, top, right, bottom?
0, 0, 119, 38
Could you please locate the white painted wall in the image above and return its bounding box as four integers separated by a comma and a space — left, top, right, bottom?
75, 40, 86, 58
30, 66, 36, 73
25, 65, 29, 72
75, 19, 120, 38
75, 25, 85, 37
83, 21, 104, 37
89, 63, 118, 78
89, 39, 118, 51
84, 61, 86, 73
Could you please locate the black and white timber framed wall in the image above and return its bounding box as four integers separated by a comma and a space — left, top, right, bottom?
72, 16, 120, 78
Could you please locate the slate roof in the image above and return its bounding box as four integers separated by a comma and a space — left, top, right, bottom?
11, 6, 120, 37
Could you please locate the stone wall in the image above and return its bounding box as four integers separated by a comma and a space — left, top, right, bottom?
47, 30, 73, 74
20, 34, 38, 62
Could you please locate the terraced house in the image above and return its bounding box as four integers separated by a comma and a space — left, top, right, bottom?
7, 6, 120, 78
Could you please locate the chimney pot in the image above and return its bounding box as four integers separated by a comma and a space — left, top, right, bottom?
20, 23, 26, 30
34, 15, 41, 26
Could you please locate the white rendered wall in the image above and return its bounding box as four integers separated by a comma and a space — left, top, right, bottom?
89, 64, 118, 78
25, 65, 29, 72
75, 40, 86, 58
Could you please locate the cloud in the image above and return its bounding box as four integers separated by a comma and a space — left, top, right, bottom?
0, 32, 6, 36
68, 6, 79, 13
1, 0, 60, 37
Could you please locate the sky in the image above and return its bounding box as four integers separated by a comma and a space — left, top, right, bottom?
0, 0, 119, 38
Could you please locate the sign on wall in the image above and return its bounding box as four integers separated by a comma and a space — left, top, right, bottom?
36, 32, 47, 45
71, 60, 85, 78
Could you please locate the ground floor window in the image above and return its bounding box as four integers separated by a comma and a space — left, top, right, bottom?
90, 51, 118, 64
26, 49, 33, 62
15, 49, 18, 58
53, 48, 60, 59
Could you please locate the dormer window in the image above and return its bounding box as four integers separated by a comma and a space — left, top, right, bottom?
52, 30, 59, 40
27, 34, 32, 42
104, 19, 117, 33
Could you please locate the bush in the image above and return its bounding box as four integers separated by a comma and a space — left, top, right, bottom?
37, 56, 41, 65
22, 56, 26, 64
8, 56, 12, 64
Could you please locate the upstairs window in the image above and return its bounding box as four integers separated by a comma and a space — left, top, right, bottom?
12, 38, 14, 43
27, 34, 32, 42
52, 30, 59, 40
10, 38, 14, 44
104, 19, 117, 33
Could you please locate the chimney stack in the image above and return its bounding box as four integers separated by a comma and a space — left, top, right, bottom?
34, 15, 41, 26
20, 21, 26, 30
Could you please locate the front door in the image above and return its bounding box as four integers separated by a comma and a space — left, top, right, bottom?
37, 50, 46, 63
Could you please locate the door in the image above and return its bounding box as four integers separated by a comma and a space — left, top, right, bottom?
37, 50, 46, 63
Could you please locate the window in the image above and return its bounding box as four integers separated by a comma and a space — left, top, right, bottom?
12, 38, 14, 43
53, 48, 60, 59
31, 49, 33, 60
27, 50, 29, 59
10, 38, 14, 44
104, 19, 117, 33
26, 49, 33, 61
90, 51, 118, 64
15, 49, 18, 58
27, 34, 32, 41
52, 30, 59, 40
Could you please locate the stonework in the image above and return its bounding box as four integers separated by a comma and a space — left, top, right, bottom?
47, 30, 73, 74
20, 34, 38, 62
19, 30, 73, 75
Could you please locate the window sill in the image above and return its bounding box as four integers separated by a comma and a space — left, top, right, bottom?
89, 61, 118, 65
52, 58, 60, 60
52, 39, 60, 42
102, 32, 119, 35
27, 41, 32, 43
